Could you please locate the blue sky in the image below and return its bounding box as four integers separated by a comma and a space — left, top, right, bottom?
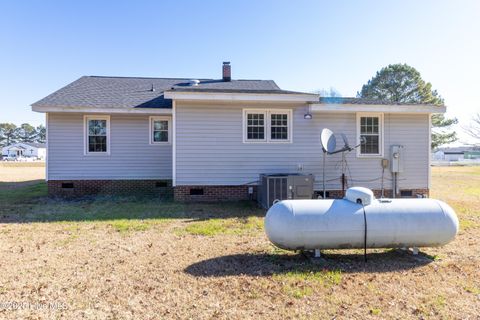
1, 0, 479, 143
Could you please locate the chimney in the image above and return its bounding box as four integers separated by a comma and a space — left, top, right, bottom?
222, 61, 231, 82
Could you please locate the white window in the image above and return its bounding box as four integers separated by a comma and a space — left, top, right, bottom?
150, 116, 171, 144
84, 115, 110, 155
243, 109, 292, 143
245, 111, 266, 142
357, 113, 383, 157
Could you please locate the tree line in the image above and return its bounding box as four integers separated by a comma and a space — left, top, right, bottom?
0, 123, 46, 147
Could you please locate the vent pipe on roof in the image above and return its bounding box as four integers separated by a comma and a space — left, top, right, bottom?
188, 79, 200, 86
222, 61, 231, 82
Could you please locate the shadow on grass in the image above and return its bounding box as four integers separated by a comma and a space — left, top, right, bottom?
0, 179, 46, 190
184, 250, 433, 277
0, 181, 266, 223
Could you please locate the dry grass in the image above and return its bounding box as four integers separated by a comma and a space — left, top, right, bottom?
0, 165, 479, 319
0, 162, 45, 185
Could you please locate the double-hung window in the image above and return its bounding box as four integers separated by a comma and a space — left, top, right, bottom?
243, 109, 292, 143
357, 113, 383, 157
270, 113, 289, 140
84, 115, 110, 155
246, 112, 266, 141
150, 116, 171, 144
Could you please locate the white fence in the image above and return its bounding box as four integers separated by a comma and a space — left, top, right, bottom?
431, 159, 480, 166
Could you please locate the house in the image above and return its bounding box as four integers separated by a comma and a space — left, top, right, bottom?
2, 142, 46, 160
31, 62, 446, 200
433, 146, 480, 161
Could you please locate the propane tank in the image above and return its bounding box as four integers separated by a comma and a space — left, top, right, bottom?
264, 187, 458, 250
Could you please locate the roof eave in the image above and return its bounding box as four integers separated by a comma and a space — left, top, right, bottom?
164, 90, 319, 103
308, 103, 446, 114
31, 105, 173, 114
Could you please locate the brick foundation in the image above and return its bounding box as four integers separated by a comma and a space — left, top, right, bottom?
48, 180, 173, 198
173, 185, 257, 202
48, 180, 429, 202
174, 186, 428, 202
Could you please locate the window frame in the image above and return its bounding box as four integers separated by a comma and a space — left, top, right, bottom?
356, 112, 384, 158
243, 109, 292, 143
149, 116, 172, 145
84, 115, 110, 156
243, 110, 267, 143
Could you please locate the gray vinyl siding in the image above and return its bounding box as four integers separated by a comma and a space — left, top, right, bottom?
175, 103, 430, 190
47, 113, 172, 180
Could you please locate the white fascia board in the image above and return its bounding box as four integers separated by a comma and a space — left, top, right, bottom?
164, 91, 319, 103
309, 103, 446, 114
32, 105, 172, 114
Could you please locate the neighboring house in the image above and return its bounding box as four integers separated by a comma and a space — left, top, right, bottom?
31, 62, 446, 200
2, 142, 46, 160
433, 146, 480, 161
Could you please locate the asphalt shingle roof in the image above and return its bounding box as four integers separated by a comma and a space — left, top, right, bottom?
32, 76, 292, 109
24, 142, 46, 148
5, 142, 46, 149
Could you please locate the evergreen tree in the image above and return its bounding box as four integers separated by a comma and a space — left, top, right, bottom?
0, 123, 19, 147
17, 123, 37, 143
358, 64, 457, 149
36, 124, 46, 143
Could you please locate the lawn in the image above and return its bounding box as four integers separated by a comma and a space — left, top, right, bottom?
0, 165, 479, 319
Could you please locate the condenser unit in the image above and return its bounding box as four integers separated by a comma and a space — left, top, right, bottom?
258, 173, 314, 208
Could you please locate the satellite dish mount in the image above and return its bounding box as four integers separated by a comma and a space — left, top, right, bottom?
320, 128, 366, 198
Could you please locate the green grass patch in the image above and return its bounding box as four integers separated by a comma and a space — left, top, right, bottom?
465, 286, 480, 295
107, 219, 169, 233
284, 286, 313, 299
369, 308, 381, 316
274, 269, 342, 286
0, 182, 47, 203
183, 217, 263, 236
460, 218, 480, 230
465, 187, 480, 196
32, 199, 186, 222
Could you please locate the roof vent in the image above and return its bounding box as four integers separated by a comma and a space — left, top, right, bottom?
188, 79, 200, 86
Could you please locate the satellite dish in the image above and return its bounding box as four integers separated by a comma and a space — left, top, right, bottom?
321, 128, 336, 153
320, 128, 366, 198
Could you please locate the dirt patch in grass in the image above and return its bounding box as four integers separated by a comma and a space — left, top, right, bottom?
0, 166, 478, 319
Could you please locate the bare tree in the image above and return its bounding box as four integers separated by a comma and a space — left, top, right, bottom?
462, 113, 480, 147
314, 87, 342, 97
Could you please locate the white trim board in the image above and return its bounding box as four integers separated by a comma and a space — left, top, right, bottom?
45, 113, 49, 181
172, 101, 176, 187
309, 104, 446, 114
32, 105, 172, 114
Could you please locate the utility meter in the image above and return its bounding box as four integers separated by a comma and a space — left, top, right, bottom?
390, 145, 404, 173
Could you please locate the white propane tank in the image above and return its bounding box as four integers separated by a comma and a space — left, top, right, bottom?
264, 187, 459, 250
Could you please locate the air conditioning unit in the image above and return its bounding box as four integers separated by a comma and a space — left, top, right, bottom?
258, 173, 314, 208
